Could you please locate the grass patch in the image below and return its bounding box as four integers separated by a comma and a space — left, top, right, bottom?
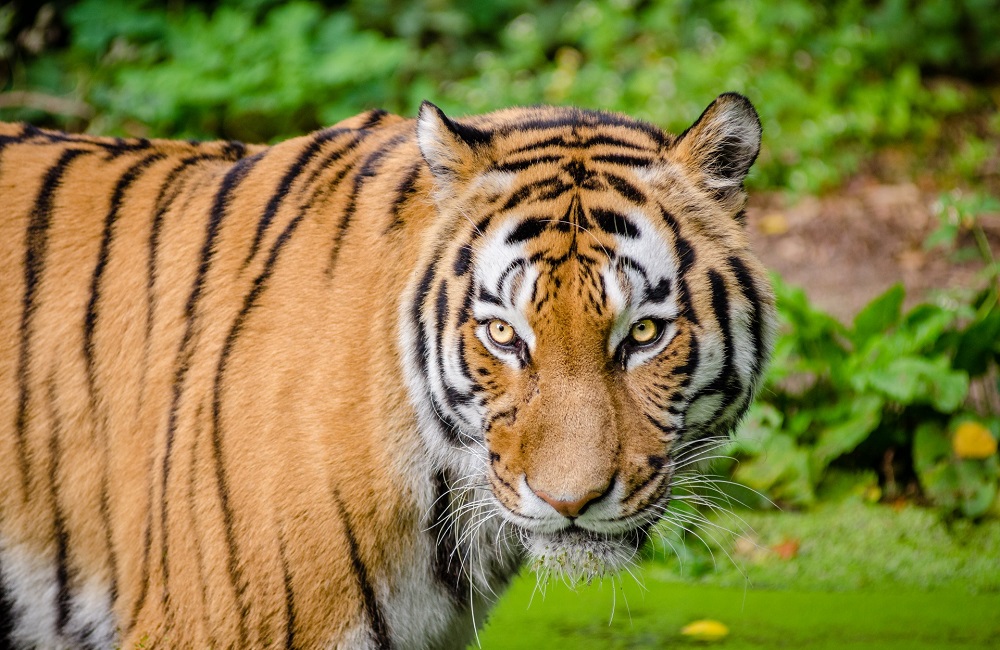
473, 501, 1000, 648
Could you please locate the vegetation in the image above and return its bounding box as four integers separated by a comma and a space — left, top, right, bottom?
1, 0, 998, 193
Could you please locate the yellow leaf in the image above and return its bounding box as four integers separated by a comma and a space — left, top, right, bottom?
680, 619, 729, 641
757, 212, 789, 236
953, 422, 998, 460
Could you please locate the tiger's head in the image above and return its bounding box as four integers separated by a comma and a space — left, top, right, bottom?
403, 94, 775, 582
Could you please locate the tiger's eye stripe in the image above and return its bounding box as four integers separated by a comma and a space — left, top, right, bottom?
158, 151, 266, 638
326, 134, 408, 276
332, 491, 393, 650
15, 147, 89, 498
429, 471, 469, 605
241, 128, 349, 270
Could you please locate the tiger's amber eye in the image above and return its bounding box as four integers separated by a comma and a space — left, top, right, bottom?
629, 319, 659, 344
488, 319, 517, 345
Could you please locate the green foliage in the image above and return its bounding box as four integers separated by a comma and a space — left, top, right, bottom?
731, 271, 1000, 517
1, 0, 997, 191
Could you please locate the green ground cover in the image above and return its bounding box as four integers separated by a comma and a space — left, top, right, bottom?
476, 501, 1000, 648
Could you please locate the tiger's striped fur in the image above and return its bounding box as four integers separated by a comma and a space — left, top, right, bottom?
0, 94, 775, 648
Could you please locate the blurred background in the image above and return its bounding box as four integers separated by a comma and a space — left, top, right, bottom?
2, 1, 998, 647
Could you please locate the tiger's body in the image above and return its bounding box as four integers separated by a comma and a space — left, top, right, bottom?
0, 95, 774, 649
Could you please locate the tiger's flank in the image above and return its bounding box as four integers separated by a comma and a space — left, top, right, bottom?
0, 94, 775, 648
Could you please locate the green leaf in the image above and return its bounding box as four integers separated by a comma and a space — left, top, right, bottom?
956, 460, 998, 518
811, 395, 883, 473
954, 305, 1000, 376
852, 283, 905, 346
854, 356, 968, 410
913, 421, 950, 474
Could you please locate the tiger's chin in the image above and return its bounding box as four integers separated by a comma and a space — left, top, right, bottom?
522, 524, 651, 584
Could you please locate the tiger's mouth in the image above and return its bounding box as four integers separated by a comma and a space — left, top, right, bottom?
521, 522, 653, 582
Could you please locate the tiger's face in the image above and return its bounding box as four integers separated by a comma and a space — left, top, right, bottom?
406, 95, 774, 581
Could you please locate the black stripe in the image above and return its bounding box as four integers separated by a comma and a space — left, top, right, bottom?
592, 208, 641, 238
44, 378, 72, 639
15, 148, 88, 498
509, 111, 667, 147
327, 134, 406, 275
701, 270, 739, 419
385, 162, 422, 233
359, 108, 389, 129
333, 491, 392, 649
129, 149, 211, 631
506, 218, 548, 243
591, 153, 655, 167
242, 128, 348, 269
277, 532, 297, 650
83, 153, 165, 607
0, 557, 13, 650
658, 205, 698, 325
187, 413, 217, 649
492, 154, 563, 173
453, 243, 473, 276
210, 211, 308, 637
159, 151, 265, 637
647, 277, 672, 303
430, 471, 469, 605
141, 154, 217, 402
728, 255, 765, 376
412, 259, 438, 378
603, 172, 647, 205
674, 333, 699, 389
509, 133, 656, 154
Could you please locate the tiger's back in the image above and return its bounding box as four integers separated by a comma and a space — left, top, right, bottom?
0, 96, 775, 649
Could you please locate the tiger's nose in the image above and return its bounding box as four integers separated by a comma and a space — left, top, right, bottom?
532, 486, 607, 518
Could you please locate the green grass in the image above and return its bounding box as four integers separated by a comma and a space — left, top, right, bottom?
477, 580, 1000, 649
473, 501, 1000, 648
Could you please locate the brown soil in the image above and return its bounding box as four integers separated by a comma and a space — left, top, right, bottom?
745, 180, 999, 322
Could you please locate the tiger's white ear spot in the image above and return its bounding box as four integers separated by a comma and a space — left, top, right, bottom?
671, 93, 762, 211
417, 101, 492, 198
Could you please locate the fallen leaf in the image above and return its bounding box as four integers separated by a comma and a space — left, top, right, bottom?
758, 212, 790, 236
771, 538, 800, 560
953, 422, 998, 460
680, 619, 729, 642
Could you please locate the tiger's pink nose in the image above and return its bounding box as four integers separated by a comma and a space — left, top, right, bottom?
533, 488, 606, 518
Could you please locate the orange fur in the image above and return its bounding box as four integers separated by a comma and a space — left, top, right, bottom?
0, 95, 775, 649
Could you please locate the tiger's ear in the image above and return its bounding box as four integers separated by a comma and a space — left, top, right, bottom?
670, 93, 761, 213
417, 101, 492, 199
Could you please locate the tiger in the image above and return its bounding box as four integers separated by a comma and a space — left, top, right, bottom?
0, 92, 775, 649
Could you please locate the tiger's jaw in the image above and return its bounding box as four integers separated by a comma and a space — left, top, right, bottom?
523, 524, 653, 582
490, 464, 674, 582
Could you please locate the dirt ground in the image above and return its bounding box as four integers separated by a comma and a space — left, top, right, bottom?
744, 180, 999, 322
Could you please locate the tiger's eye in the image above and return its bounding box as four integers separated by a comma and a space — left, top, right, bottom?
488, 319, 517, 345
629, 319, 659, 344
